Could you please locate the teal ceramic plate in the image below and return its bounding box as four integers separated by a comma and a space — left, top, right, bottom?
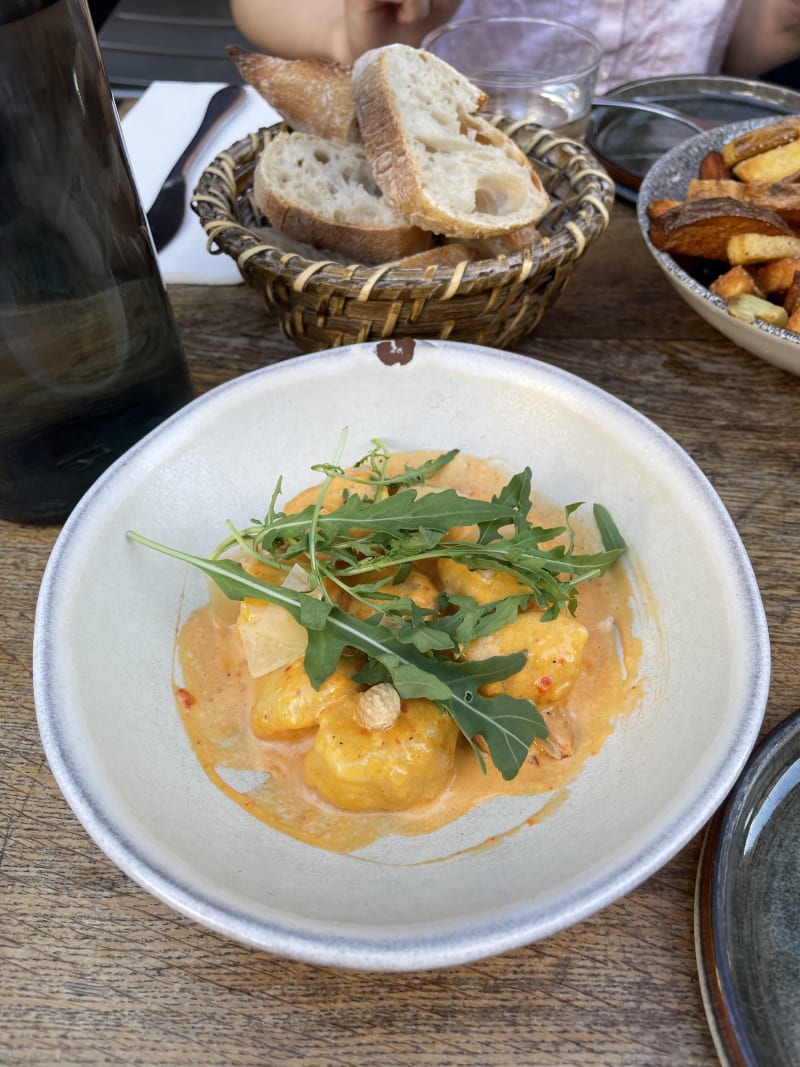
696, 709, 800, 1066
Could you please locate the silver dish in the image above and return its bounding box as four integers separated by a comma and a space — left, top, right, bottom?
589, 75, 800, 198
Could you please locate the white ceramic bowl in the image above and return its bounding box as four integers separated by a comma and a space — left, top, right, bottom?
637, 117, 800, 376
33, 340, 770, 971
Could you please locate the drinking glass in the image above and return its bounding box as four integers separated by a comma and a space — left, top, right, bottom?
422, 17, 603, 139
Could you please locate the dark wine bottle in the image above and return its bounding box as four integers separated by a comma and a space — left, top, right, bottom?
0, 0, 192, 523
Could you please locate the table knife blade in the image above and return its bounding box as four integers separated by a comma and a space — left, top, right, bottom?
146, 84, 245, 253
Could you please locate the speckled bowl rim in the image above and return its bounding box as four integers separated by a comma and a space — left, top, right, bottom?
636, 118, 800, 363
33, 340, 771, 971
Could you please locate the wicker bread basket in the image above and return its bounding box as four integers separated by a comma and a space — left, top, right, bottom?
192, 121, 615, 352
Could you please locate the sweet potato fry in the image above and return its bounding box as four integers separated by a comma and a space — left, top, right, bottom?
726, 233, 800, 265
646, 199, 682, 219
709, 264, 762, 300
685, 179, 800, 224
649, 197, 794, 260
753, 257, 800, 294
686, 179, 743, 202
783, 271, 800, 314
721, 115, 800, 167
787, 304, 800, 333
733, 139, 800, 183
699, 150, 732, 180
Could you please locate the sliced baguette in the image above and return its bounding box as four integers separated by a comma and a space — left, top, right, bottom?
227, 45, 358, 142
252, 131, 434, 264
458, 222, 543, 257
388, 242, 480, 268
351, 44, 550, 239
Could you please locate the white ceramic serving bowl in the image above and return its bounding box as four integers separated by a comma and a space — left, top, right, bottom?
33, 340, 769, 971
637, 117, 800, 376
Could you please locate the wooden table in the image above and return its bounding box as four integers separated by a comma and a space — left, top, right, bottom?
3, 202, 799, 1066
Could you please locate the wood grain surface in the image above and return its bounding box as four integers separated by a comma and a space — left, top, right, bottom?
3, 203, 799, 1067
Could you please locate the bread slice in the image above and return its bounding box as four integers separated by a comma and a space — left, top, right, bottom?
252, 131, 434, 263
388, 242, 481, 268
227, 45, 358, 142
351, 44, 550, 239
459, 223, 543, 257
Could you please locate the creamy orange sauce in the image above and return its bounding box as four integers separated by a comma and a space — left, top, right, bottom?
174, 452, 645, 855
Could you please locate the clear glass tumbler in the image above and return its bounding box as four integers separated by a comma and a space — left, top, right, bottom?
422, 16, 603, 139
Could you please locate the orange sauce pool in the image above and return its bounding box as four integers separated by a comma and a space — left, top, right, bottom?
174, 452, 645, 855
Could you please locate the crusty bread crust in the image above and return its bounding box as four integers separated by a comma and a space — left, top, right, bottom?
388, 242, 481, 268
227, 45, 358, 142
352, 45, 550, 239
252, 132, 434, 264
458, 222, 543, 257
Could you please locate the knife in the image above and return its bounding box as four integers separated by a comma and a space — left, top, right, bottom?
146, 84, 246, 253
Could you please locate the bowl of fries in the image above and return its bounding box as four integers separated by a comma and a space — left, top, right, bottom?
637, 115, 800, 376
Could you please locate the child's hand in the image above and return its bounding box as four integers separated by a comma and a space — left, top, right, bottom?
342, 0, 461, 61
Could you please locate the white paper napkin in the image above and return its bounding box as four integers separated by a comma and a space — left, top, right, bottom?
120, 82, 280, 285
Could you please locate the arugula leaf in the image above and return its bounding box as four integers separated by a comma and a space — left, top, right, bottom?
440, 657, 548, 774
253, 489, 517, 553
594, 502, 627, 553
128, 441, 627, 781
316, 445, 460, 491
477, 466, 534, 543
125, 535, 542, 779
436, 593, 533, 651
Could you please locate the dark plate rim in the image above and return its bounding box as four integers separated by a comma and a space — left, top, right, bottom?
695, 708, 800, 1066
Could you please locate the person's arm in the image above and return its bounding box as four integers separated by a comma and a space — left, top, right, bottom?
230, 0, 348, 61
725, 0, 800, 75
230, 0, 461, 64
